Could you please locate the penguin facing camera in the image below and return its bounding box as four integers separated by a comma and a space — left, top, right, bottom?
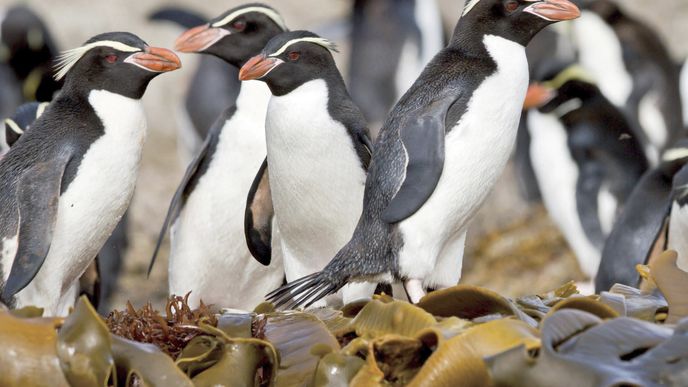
240, 30, 377, 307
523, 63, 648, 280
266, 0, 581, 308
0, 32, 180, 316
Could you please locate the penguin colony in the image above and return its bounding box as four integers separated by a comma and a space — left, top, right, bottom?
0, 0, 686, 317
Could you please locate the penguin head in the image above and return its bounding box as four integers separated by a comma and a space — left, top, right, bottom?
54, 32, 181, 99
4, 101, 49, 147
238, 31, 339, 96
459, 0, 580, 46
524, 63, 598, 115
174, 3, 287, 67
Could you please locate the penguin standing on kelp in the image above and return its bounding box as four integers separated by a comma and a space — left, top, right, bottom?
240, 30, 377, 306
149, 4, 288, 309
267, 0, 581, 307
0, 32, 180, 316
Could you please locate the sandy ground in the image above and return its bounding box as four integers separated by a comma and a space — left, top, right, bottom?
1, 0, 686, 309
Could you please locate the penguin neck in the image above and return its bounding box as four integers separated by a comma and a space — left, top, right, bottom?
60, 76, 147, 101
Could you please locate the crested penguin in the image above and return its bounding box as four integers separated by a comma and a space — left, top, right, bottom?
148, 7, 240, 163
0, 5, 61, 102
149, 4, 287, 309
596, 139, 688, 292
2, 100, 128, 313
523, 63, 648, 280
239, 30, 377, 307
570, 0, 683, 164
266, 0, 581, 307
348, 0, 444, 132
0, 32, 180, 316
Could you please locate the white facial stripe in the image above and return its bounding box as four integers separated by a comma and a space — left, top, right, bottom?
4, 119, 23, 135
211, 6, 287, 31
663, 148, 688, 162
553, 97, 583, 118
36, 102, 49, 118
54, 40, 141, 81
268, 37, 337, 57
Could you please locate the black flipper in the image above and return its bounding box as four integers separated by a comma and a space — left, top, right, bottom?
381, 99, 454, 223
595, 167, 673, 292
2, 151, 70, 300
245, 158, 274, 266
148, 7, 207, 28
147, 136, 212, 276
575, 161, 606, 248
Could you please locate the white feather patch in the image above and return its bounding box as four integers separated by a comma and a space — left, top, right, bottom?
54, 41, 140, 81
268, 37, 338, 57
462, 0, 482, 16
662, 147, 688, 162
211, 6, 287, 31
36, 102, 49, 118
4, 118, 22, 134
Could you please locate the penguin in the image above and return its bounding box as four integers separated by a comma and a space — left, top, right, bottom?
265, 0, 581, 308
523, 63, 648, 280
240, 30, 377, 307
0, 5, 62, 102
148, 4, 288, 309
347, 0, 444, 133
570, 0, 683, 164
3, 101, 49, 148
596, 139, 688, 291
148, 7, 240, 163
0, 32, 180, 316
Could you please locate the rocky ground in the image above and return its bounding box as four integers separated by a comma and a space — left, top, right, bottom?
1, 0, 686, 309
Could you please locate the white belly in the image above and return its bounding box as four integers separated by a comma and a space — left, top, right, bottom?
168, 81, 284, 309
12, 89, 146, 315
265, 79, 367, 282
527, 110, 601, 278
397, 35, 527, 285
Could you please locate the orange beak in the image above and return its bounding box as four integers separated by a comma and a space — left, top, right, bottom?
523, 83, 556, 109
524, 0, 581, 21
175, 24, 230, 53
239, 54, 283, 81
126, 46, 181, 72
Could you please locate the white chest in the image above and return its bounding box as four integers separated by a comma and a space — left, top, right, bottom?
400, 35, 528, 241
265, 79, 366, 259
10, 90, 147, 312
174, 81, 270, 249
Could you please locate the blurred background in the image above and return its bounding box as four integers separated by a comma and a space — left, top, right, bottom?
1, 0, 687, 310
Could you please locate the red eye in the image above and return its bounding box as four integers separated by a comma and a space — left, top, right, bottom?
232, 20, 246, 31
288, 51, 300, 61
504, 0, 519, 12
105, 55, 117, 64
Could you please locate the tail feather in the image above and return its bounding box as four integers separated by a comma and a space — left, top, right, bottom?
148, 7, 207, 28
267, 272, 342, 309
